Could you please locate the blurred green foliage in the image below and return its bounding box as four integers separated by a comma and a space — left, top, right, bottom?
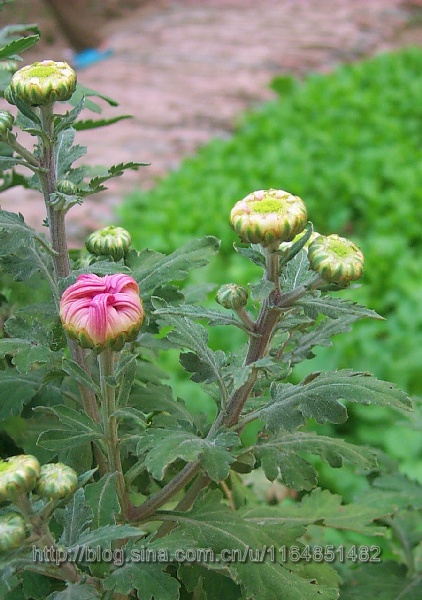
119, 47, 422, 482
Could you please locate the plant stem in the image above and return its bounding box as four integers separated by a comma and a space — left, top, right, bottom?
36, 103, 105, 470
131, 250, 284, 523
98, 349, 130, 519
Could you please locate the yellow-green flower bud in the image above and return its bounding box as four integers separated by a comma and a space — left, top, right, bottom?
85, 226, 132, 261
216, 283, 248, 310
56, 179, 78, 195
0, 455, 40, 501
230, 189, 308, 248
308, 234, 364, 284
0, 513, 26, 552
0, 110, 14, 137
6, 60, 77, 107
35, 463, 78, 500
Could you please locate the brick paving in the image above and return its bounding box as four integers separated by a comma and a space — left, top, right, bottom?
0, 0, 415, 245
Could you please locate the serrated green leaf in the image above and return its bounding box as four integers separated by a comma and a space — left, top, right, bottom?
85, 473, 120, 528
46, 583, 101, 600
281, 249, 314, 292
251, 370, 412, 433
131, 382, 195, 425
55, 129, 86, 180
254, 432, 377, 490
154, 310, 227, 400
103, 562, 180, 600
249, 279, 275, 302
152, 301, 249, 332
285, 314, 360, 365
21, 572, 53, 600
69, 83, 119, 114
73, 115, 132, 131
178, 564, 241, 600
137, 429, 239, 482
61, 357, 101, 396
59, 488, 93, 548
169, 490, 338, 600
0, 370, 41, 419
0, 34, 39, 60
233, 244, 266, 268
298, 295, 383, 321
36, 404, 103, 451
243, 487, 388, 536
130, 236, 220, 296
340, 562, 421, 600
70, 524, 143, 550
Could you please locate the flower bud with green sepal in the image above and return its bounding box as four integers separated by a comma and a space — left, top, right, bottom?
0, 513, 26, 553
35, 463, 78, 500
308, 234, 364, 284
0, 110, 14, 138
230, 189, 307, 248
56, 179, 78, 195
85, 226, 132, 261
0, 455, 40, 501
5, 60, 77, 107
60, 273, 145, 353
216, 283, 248, 310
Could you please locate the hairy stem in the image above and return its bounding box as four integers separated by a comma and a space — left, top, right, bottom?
98, 349, 130, 519
131, 250, 283, 523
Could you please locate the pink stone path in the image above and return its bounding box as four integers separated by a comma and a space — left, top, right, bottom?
0, 0, 414, 245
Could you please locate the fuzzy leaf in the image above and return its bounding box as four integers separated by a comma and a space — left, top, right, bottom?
298, 295, 383, 321
70, 524, 143, 550
243, 487, 389, 536
61, 357, 101, 396
252, 370, 412, 433
281, 249, 314, 292
84, 473, 120, 528
131, 382, 195, 426
130, 236, 220, 296
254, 432, 377, 490
137, 429, 239, 482
0, 370, 41, 419
73, 115, 132, 131
152, 301, 248, 332
340, 562, 421, 600
36, 405, 104, 450
169, 490, 339, 600
59, 488, 93, 548
46, 584, 101, 600
103, 561, 180, 600
0, 34, 40, 60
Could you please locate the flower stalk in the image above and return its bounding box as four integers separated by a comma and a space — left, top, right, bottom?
98, 349, 129, 520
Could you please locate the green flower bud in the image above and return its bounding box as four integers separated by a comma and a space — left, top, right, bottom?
85, 226, 132, 261
56, 179, 78, 195
35, 463, 78, 500
216, 283, 248, 310
0, 110, 14, 137
6, 60, 77, 107
308, 234, 364, 284
0, 455, 40, 501
230, 189, 308, 248
0, 513, 26, 552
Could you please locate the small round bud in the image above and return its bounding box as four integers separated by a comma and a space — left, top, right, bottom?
56, 179, 78, 195
35, 463, 78, 500
0, 110, 14, 137
6, 60, 77, 107
85, 226, 132, 261
216, 283, 248, 310
308, 234, 364, 284
0, 455, 40, 501
230, 189, 308, 248
0, 513, 26, 552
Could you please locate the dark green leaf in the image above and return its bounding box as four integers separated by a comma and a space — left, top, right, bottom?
340, 562, 421, 600
254, 432, 377, 490
103, 562, 180, 600
252, 370, 412, 433
298, 295, 383, 321
61, 358, 101, 396
59, 488, 93, 548
46, 583, 101, 600
152, 301, 249, 332
71, 524, 144, 549
130, 237, 220, 296
85, 473, 120, 528
0, 370, 41, 419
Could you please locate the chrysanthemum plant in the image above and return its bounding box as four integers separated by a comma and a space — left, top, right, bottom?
0, 18, 419, 600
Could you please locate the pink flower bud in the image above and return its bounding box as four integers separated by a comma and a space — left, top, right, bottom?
60, 273, 144, 352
